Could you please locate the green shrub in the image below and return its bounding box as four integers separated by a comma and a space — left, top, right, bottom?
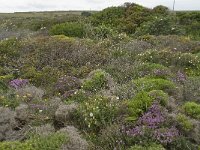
82, 70, 107, 92
65, 89, 88, 103
0, 38, 20, 67
85, 24, 118, 40
170, 136, 199, 150
135, 16, 185, 36
0, 88, 20, 109
176, 114, 193, 131
182, 102, 200, 119
133, 78, 176, 94
22, 66, 62, 88
128, 143, 165, 150
0, 74, 13, 93
76, 95, 119, 132
126, 91, 154, 121
148, 90, 169, 106
137, 49, 200, 69
81, 11, 91, 17
153, 5, 169, 15
91, 6, 125, 28
0, 133, 68, 150
50, 22, 85, 38
132, 63, 172, 79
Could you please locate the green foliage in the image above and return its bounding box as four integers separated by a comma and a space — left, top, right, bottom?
65, 89, 88, 103
132, 62, 172, 79
82, 70, 107, 92
186, 21, 200, 40
85, 24, 118, 40
0, 74, 13, 93
76, 95, 118, 132
137, 49, 200, 70
50, 22, 85, 38
0, 80, 8, 93
148, 90, 169, 106
133, 78, 176, 94
170, 136, 199, 150
182, 102, 200, 119
91, 6, 125, 27
176, 114, 193, 131
81, 11, 91, 17
135, 16, 185, 36
0, 38, 20, 67
22, 66, 62, 88
91, 3, 152, 34
0, 133, 68, 150
128, 143, 165, 150
126, 91, 154, 121
126, 90, 168, 121
0, 95, 20, 109
153, 5, 169, 15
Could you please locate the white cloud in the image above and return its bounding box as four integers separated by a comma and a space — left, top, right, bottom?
0, 0, 199, 12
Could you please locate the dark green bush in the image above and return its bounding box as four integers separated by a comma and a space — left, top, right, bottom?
153, 5, 169, 15
135, 16, 185, 36
50, 22, 85, 38
81, 11, 92, 17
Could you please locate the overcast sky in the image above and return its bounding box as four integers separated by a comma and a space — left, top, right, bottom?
0, 0, 200, 13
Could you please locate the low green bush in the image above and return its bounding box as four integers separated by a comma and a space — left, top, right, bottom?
50, 22, 85, 38
126, 91, 154, 121
133, 78, 176, 94
176, 114, 193, 131
82, 70, 107, 92
170, 136, 199, 150
65, 89, 88, 103
148, 90, 169, 106
128, 143, 165, 150
76, 95, 119, 132
137, 49, 200, 70
0, 133, 68, 150
126, 90, 169, 121
132, 63, 172, 79
182, 102, 200, 119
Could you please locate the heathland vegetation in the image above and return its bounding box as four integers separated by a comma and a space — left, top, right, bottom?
0, 2, 200, 150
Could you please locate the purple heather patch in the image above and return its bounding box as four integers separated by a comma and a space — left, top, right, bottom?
9, 79, 29, 89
